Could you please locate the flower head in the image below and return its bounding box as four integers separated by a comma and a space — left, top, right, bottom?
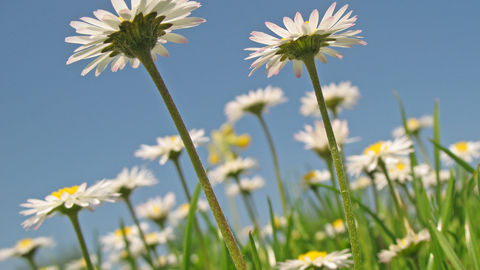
325, 219, 346, 238
347, 136, 413, 177
208, 157, 257, 185
107, 166, 157, 197
300, 81, 360, 117
441, 140, 480, 165
302, 170, 331, 186
295, 119, 354, 159
20, 180, 119, 230
101, 223, 150, 251
65, 255, 98, 270
169, 200, 209, 222
207, 123, 251, 165
414, 164, 451, 188
392, 115, 433, 137
225, 86, 287, 122
0, 237, 55, 261
66, 0, 205, 76
226, 176, 266, 196
246, 3, 365, 78
136, 192, 176, 224
135, 129, 209, 165
277, 249, 352, 270
378, 228, 430, 263
350, 176, 371, 191
373, 157, 412, 190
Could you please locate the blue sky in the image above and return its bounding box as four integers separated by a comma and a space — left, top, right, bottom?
1, 0, 480, 268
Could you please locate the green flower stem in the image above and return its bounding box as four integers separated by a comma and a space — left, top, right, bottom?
312, 187, 334, 222
254, 113, 288, 215
123, 194, 158, 267
24, 255, 38, 270
225, 182, 242, 234
413, 133, 431, 166
136, 49, 247, 270
325, 157, 343, 217
171, 156, 212, 269
302, 55, 362, 269
366, 171, 380, 214
232, 175, 261, 234
66, 211, 94, 270
377, 159, 407, 229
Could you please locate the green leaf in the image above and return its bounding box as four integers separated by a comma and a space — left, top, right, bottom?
433, 99, 442, 191
439, 169, 455, 234
267, 196, 279, 260
313, 183, 397, 242
465, 202, 480, 270
182, 183, 202, 270
429, 139, 475, 173
249, 232, 263, 270
427, 220, 466, 270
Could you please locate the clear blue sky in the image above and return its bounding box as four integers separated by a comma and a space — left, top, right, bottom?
1, 0, 479, 268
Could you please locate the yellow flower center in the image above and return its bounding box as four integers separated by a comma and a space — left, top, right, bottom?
333, 219, 344, 230
364, 141, 386, 155
114, 226, 132, 237
298, 251, 327, 262
51, 186, 79, 199
209, 152, 220, 165
407, 118, 420, 131
273, 217, 282, 229
152, 205, 162, 214
16, 238, 33, 249
396, 162, 406, 171
179, 203, 190, 212
236, 134, 251, 148
454, 141, 468, 152
303, 171, 317, 181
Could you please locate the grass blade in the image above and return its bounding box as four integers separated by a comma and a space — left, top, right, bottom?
465, 201, 480, 270
439, 169, 455, 233
427, 220, 466, 270
249, 231, 263, 270
182, 183, 202, 270
429, 139, 475, 173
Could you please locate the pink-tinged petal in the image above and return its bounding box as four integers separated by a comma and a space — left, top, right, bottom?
153, 43, 170, 57
161, 32, 188, 43
332, 4, 348, 25
65, 36, 93, 45
95, 55, 114, 76
283, 16, 297, 34
308, 9, 319, 30
111, 0, 129, 16
322, 47, 343, 59
80, 16, 109, 29
151, 51, 157, 62
64, 201, 74, 209
265, 22, 290, 38
80, 54, 109, 76
294, 12, 304, 33
321, 2, 337, 23
168, 17, 206, 30
293, 60, 303, 78
315, 52, 328, 64
111, 55, 125, 72
319, 16, 335, 30
131, 58, 140, 68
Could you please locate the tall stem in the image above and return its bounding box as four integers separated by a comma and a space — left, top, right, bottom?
123, 195, 158, 267
312, 187, 334, 222
67, 211, 94, 270
325, 157, 343, 217
302, 55, 362, 269
24, 255, 38, 270
413, 133, 431, 166
232, 175, 261, 234
255, 113, 288, 215
172, 157, 192, 201
136, 50, 247, 270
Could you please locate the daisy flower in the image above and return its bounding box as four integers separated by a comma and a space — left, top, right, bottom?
414, 164, 451, 188
440, 140, 480, 165
378, 228, 430, 263
135, 129, 209, 165
208, 157, 257, 185
300, 81, 360, 117
169, 200, 209, 222
392, 115, 433, 137
294, 119, 354, 159
261, 216, 287, 237
302, 170, 331, 186
107, 166, 157, 196
207, 123, 251, 165
39, 266, 60, 270
246, 2, 365, 78
225, 175, 266, 196
66, 0, 205, 76
101, 223, 150, 251
65, 255, 98, 270
136, 193, 176, 224
225, 86, 287, 122
277, 249, 352, 270
325, 219, 346, 238
373, 157, 412, 190
0, 237, 55, 261
20, 180, 119, 230
347, 136, 414, 177
350, 176, 371, 191
129, 227, 175, 255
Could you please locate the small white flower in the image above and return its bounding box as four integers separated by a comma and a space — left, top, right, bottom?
350, 176, 371, 191
373, 157, 412, 190
392, 115, 433, 137
136, 193, 176, 223
347, 136, 414, 177
101, 223, 150, 251
440, 140, 480, 165
325, 219, 346, 238
261, 216, 287, 237
39, 266, 60, 270
169, 200, 209, 223
20, 180, 119, 230
226, 176, 266, 196
300, 81, 360, 117
66, 0, 205, 76
157, 253, 177, 267
107, 166, 157, 195
302, 170, 331, 185
129, 227, 175, 255
65, 255, 97, 270
246, 3, 365, 78
277, 249, 352, 270
208, 157, 257, 185
294, 119, 355, 158
135, 129, 209, 165
225, 86, 287, 122
414, 164, 451, 188
0, 237, 55, 261
378, 228, 430, 263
